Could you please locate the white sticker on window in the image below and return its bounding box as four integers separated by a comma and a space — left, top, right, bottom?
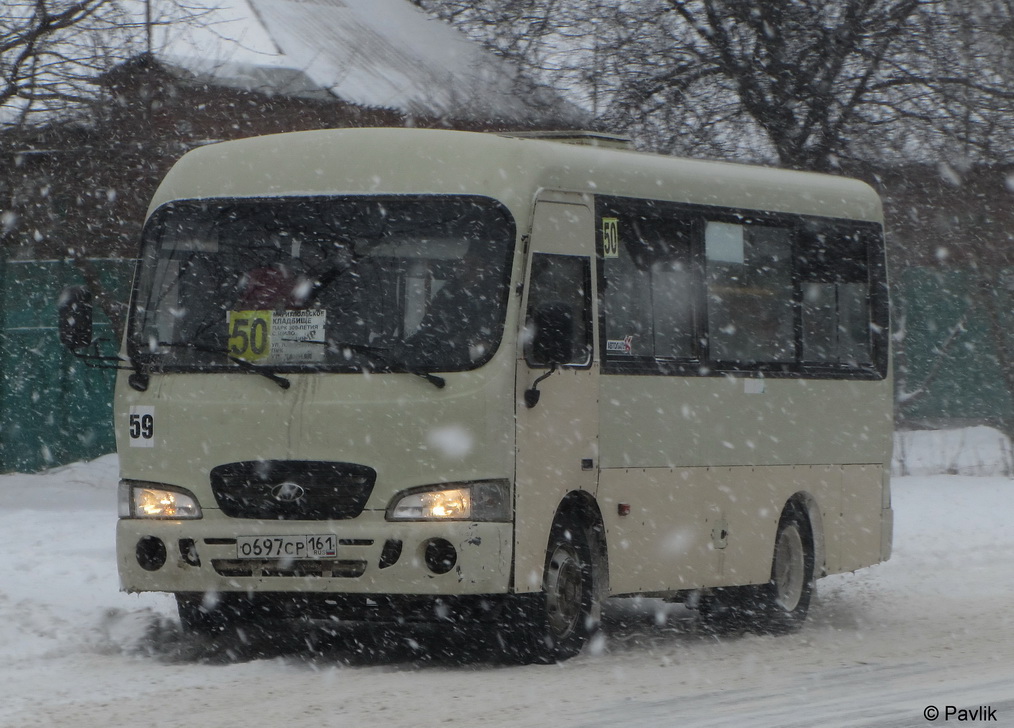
272, 310, 326, 363
273, 310, 325, 345
128, 406, 156, 448
606, 336, 634, 355
706, 221, 745, 264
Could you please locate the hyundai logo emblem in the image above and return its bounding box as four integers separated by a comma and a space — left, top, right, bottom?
271, 482, 306, 503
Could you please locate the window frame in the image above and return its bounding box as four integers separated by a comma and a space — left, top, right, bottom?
596, 196, 702, 375
595, 195, 888, 381
523, 252, 594, 370
127, 193, 518, 375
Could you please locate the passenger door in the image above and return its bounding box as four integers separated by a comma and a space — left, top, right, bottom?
513, 192, 600, 593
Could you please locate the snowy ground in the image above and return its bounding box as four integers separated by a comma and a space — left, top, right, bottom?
1, 429, 1012, 728
893, 426, 1013, 477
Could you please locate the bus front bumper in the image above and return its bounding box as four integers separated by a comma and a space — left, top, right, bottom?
116, 512, 513, 596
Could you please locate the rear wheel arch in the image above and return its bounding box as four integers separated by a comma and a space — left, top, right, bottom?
698, 493, 820, 635
783, 491, 825, 578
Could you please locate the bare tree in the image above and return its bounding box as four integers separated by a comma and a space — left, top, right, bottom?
1, 0, 221, 132
1, 1, 133, 129
622, 1, 926, 168
415, 1, 939, 166
415, 1, 1014, 166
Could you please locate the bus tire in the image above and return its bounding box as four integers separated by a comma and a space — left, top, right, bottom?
499, 515, 600, 663
754, 508, 815, 634
698, 508, 814, 635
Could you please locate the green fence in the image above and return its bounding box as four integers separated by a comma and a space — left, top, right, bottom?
893, 267, 1013, 426
0, 258, 134, 472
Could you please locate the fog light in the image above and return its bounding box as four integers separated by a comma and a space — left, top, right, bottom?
424, 538, 457, 575
136, 536, 167, 571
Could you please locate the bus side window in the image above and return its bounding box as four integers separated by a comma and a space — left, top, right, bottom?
705, 221, 795, 363
600, 203, 695, 363
524, 253, 592, 368
798, 228, 873, 366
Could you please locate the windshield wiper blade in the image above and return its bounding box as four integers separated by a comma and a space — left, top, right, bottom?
157, 341, 291, 390
323, 340, 446, 389
225, 354, 291, 389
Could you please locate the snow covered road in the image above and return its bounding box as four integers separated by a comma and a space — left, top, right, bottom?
1, 454, 1012, 728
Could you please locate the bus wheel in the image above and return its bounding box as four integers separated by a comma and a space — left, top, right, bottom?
697, 510, 814, 635
755, 509, 814, 634
500, 516, 600, 663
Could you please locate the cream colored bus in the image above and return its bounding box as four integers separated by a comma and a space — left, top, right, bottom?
61, 128, 893, 662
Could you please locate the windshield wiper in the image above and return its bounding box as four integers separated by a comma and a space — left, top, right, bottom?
154, 339, 443, 390
322, 340, 446, 389
157, 341, 291, 389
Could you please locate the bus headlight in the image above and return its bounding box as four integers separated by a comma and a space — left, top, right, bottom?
386, 480, 511, 521
119, 480, 202, 519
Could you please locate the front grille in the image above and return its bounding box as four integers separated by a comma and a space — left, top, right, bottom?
211, 559, 368, 578
210, 460, 377, 520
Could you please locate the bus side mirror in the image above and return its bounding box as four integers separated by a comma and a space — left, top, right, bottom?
531, 302, 574, 366
58, 285, 94, 351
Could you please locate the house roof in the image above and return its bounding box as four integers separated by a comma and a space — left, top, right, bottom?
156, 0, 588, 127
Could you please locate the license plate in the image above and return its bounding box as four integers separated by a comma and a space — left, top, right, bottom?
236, 534, 337, 559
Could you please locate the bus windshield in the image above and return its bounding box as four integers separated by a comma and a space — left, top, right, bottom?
129, 195, 516, 374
